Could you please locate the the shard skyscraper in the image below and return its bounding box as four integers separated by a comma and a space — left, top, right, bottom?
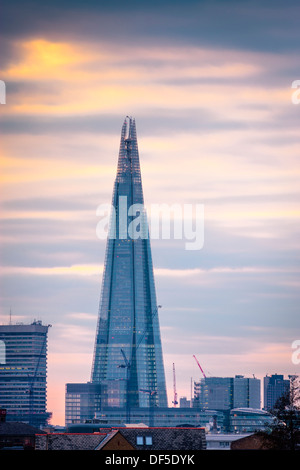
91, 117, 168, 411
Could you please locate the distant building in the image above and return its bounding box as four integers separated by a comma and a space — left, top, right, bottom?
229, 408, 274, 433
65, 383, 102, 426
263, 374, 290, 411
66, 407, 225, 431
206, 433, 252, 450
194, 375, 261, 411
233, 375, 260, 409
0, 321, 52, 428
179, 397, 191, 408
194, 377, 232, 410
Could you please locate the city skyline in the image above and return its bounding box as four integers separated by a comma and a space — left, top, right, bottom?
1, 0, 300, 425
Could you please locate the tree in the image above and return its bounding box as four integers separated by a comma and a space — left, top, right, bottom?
265, 375, 300, 450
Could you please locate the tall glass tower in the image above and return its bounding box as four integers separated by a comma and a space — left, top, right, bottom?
91, 117, 167, 410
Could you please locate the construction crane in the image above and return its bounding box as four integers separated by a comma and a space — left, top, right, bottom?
118, 305, 162, 422
136, 305, 162, 350
120, 349, 131, 370
118, 307, 162, 376
118, 349, 131, 422
139, 389, 157, 427
28, 324, 52, 426
193, 355, 206, 379
172, 363, 178, 407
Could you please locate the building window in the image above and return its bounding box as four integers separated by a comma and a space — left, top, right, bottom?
136, 436, 143, 445
220, 441, 230, 448
145, 436, 152, 446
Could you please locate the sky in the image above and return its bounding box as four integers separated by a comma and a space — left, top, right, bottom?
1, 0, 300, 426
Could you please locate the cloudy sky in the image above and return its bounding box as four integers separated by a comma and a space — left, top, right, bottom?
1, 0, 300, 425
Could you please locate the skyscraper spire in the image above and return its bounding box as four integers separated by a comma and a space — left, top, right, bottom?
91, 117, 167, 410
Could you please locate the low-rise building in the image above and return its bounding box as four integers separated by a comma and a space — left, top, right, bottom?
35, 426, 207, 451
0, 421, 46, 450
229, 408, 274, 433
206, 433, 252, 450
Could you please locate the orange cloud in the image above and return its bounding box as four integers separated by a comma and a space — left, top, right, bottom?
1, 264, 103, 277
4, 39, 94, 80
1, 154, 112, 184
1, 37, 291, 116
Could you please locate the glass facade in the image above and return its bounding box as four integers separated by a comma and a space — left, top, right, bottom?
0, 321, 51, 428
194, 377, 233, 410
263, 374, 290, 410
230, 408, 274, 433
65, 383, 102, 425
91, 117, 167, 411
194, 376, 261, 411
88, 407, 225, 429
233, 375, 261, 409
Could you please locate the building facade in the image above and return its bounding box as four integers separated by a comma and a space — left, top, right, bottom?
233, 375, 260, 409
263, 374, 290, 410
36, 427, 207, 451
229, 408, 274, 433
66, 407, 225, 430
65, 383, 102, 426
194, 375, 261, 411
179, 396, 191, 408
206, 433, 252, 450
90, 117, 168, 411
0, 321, 51, 428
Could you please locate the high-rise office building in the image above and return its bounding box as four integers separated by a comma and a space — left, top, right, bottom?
91, 117, 167, 410
194, 375, 261, 411
233, 375, 261, 409
0, 321, 52, 428
264, 374, 290, 410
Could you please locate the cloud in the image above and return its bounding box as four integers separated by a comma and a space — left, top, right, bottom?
2, 34, 297, 119
2, 0, 299, 54
0, 263, 103, 277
